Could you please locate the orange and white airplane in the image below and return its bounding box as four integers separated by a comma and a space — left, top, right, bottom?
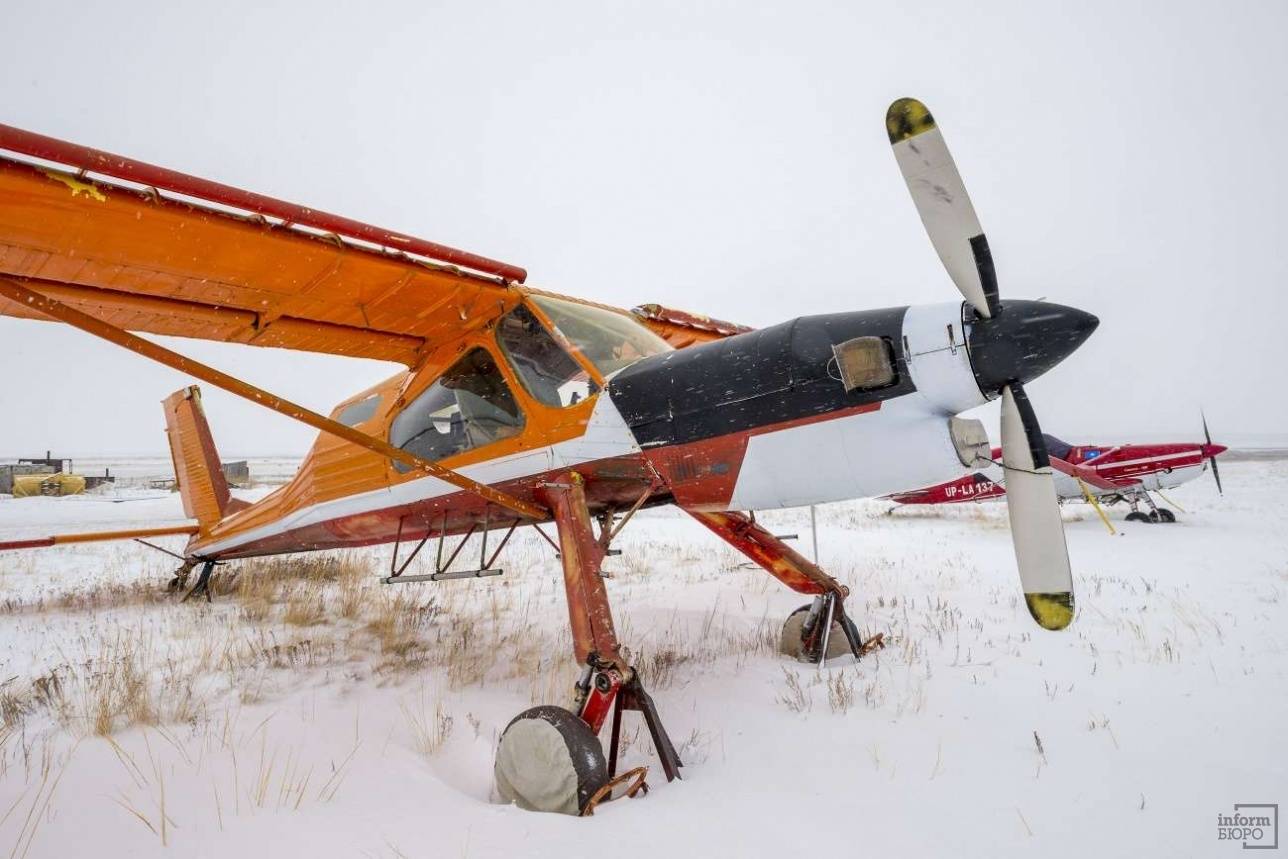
0, 99, 1098, 814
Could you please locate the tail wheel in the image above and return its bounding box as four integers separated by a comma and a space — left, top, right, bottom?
1156, 508, 1176, 523
167, 560, 196, 593
495, 705, 608, 815
779, 604, 851, 661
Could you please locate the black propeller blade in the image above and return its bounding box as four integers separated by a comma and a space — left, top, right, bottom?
1202, 411, 1224, 496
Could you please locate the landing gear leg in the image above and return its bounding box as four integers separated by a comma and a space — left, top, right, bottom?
1124, 490, 1174, 523
780, 593, 869, 662
181, 560, 216, 603
1138, 491, 1175, 523
1141, 490, 1162, 523
495, 473, 679, 816
1124, 491, 1151, 523
687, 510, 883, 665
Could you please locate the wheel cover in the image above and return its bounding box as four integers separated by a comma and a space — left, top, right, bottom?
779, 606, 852, 660
495, 706, 607, 815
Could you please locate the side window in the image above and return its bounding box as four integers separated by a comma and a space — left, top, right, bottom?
389, 348, 524, 472
333, 394, 381, 427
496, 304, 599, 408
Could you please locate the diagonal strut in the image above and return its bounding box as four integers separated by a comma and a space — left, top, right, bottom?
0, 276, 545, 521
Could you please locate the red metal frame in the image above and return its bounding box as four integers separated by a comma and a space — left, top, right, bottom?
686, 509, 847, 596
578, 668, 626, 735
535, 472, 626, 671
0, 123, 527, 284
536, 474, 684, 782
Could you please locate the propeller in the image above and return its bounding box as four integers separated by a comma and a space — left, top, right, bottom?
1201, 410, 1225, 495
886, 97, 1001, 319
888, 97, 1092, 631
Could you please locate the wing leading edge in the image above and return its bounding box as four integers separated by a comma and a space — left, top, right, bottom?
0, 123, 526, 366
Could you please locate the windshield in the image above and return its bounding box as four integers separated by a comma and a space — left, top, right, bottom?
531, 296, 671, 376
1042, 433, 1073, 460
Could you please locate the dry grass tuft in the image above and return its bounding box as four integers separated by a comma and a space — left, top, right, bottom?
827, 668, 857, 714
777, 667, 812, 713
402, 697, 454, 757
283, 583, 326, 627
34, 635, 167, 736
366, 591, 438, 670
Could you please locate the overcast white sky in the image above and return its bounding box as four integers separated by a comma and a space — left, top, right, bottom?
2, 0, 1285, 456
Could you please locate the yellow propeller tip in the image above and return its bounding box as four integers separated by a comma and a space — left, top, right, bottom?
1024, 592, 1075, 630
886, 98, 936, 144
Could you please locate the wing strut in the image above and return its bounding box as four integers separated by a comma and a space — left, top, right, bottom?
0, 277, 546, 521
0, 525, 199, 551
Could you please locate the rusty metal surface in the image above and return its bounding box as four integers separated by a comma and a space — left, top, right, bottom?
536, 472, 625, 669
686, 509, 847, 596
630, 303, 752, 348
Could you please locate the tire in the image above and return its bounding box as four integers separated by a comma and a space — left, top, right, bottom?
1156, 508, 1176, 523
495, 705, 608, 815
779, 604, 852, 661
1124, 511, 1150, 523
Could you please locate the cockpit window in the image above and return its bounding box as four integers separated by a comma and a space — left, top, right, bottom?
497, 304, 599, 408
389, 347, 524, 472
531, 296, 671, 377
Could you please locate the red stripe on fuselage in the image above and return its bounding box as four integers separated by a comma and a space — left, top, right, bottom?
204, 454, 657, 560
211, 401, 888, 559
1070, 444, 1206, 486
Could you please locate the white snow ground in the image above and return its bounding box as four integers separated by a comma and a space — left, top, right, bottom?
0, 461, 1283, 858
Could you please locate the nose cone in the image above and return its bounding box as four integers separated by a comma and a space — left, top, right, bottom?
966, 300, 1099, 395
1202, 443, 1228, 459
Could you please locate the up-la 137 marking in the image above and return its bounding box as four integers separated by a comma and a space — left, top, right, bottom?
0, 98, 1100, 815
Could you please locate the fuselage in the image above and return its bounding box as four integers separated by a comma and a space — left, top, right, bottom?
190, 294, 1095, 560
888, 438, 1228, 505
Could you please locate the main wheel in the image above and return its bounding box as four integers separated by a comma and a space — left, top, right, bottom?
1124, 511, 1150, 523
1156, 508, 1176, 523
495, 705, 608, 815
779, 604, 852, 661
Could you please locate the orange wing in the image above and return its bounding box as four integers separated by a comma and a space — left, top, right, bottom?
0, 124, 525, 366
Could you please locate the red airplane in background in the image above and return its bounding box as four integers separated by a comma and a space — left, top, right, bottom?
888, 418, 1227, 523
